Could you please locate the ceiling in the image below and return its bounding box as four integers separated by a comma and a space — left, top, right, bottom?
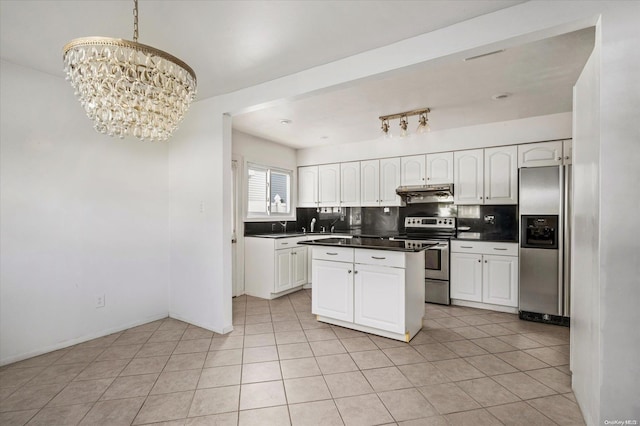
0, 0, 523, 99
234, 27, 595, 149
1, 1, 593, 150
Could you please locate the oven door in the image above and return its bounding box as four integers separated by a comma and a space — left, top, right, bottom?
424, 241, 449, 281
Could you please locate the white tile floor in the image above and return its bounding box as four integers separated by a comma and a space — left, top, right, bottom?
0, 289, 585, 425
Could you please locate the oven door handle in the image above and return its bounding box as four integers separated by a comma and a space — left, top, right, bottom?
427, 244, 448, 250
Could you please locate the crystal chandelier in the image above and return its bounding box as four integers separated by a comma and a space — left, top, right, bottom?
63, 0, 197, 141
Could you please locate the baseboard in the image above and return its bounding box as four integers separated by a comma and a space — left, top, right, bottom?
450, 299, 518, 314
168, 312, 232, 335
1, 312, 169, 367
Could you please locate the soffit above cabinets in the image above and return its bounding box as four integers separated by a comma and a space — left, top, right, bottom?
233, 27, 595, 149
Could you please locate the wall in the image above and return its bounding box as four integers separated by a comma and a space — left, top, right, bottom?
571, 28, 601, 425
0, 61, 170, 365
168, 103, 232, 333
595, 3, 640, 420
233, 130, 297, 172
297, 112, 572, 166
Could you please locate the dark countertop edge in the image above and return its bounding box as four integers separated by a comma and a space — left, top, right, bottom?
452, 237, 519, 243
298, 240, 428, 253
245, 232, 400, 239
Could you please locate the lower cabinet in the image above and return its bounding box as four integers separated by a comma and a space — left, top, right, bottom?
311, 247, 424, 341
245, 236, 308, 299
450, 241, 518, 310
354, 264, 405, 334
275, 247, 307, 294
312, 259, 354, 322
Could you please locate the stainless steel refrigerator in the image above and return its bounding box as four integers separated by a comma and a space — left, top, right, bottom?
519, 165, 571, 326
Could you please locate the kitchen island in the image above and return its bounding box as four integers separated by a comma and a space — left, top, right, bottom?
299, 237, 428, 342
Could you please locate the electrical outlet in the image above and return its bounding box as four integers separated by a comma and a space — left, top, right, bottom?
95, 294, 105, 308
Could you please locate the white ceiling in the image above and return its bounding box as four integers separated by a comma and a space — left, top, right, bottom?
1, 1, 593, 151
234, 27, 595, 149
0, 0, 524, 99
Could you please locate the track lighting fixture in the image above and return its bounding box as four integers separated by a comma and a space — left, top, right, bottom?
379, 108, 431, 139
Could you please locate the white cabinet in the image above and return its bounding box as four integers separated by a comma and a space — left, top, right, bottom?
482, 254, 518, 307
379, 158, 402, 206
312, 259, 354, 322
426, 152, 454, 184
311, 246, 424, 341
360, 158, 401, 207
298, 166, 318, 207
454, 147, 517, 205
318, 164, 341, 207
400, 155, 426, 186
450, 253, 483, 302
340, 162, 360, 207
454, 149, 484, 204
360, 160, 380, 206
245, 236, 308, 299
484, 146, 518, 204
518, 141, 563, 168
354, 264, 405, 333
450, 241, 519, 310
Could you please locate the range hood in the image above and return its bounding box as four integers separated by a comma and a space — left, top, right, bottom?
396, 184, 454, 204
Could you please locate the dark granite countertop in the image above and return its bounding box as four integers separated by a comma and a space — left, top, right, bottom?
299, 236, 432, 252
454, 232, 518, 243
247, 232, 401, 239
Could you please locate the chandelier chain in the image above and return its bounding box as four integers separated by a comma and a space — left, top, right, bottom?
133, 0, 139, 42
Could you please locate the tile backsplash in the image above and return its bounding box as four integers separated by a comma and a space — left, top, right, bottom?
244, 204, 517, 240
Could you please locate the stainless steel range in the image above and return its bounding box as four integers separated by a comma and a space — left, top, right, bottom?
393, 216, 456, 305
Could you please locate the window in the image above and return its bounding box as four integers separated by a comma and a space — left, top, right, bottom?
246, 162, 293, 219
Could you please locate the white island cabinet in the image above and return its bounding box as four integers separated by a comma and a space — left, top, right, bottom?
310, 245, 424, 342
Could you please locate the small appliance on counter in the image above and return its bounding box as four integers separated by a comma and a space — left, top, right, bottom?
392, 216, 456, 305
519, 166, 571, 326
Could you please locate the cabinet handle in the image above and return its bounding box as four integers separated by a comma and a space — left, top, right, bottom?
485, 260, 488, 263
326, 252, 338, 256
371, 256, 386, 260
281, 242, 289, 245
479, 196, 483, 199
354, 270, 359, 274
461, 246, 474, 249
478, 259, 481, 263
348, 270, 352, 274
565, 156, 570, 160
557, 157, 562, 161
493, 248, 507, 251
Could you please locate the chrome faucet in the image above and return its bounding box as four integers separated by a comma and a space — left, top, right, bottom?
310, 218, 316, 233
280, 221, 287, 233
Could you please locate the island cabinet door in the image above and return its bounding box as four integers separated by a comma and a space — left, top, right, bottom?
354, 264, 405, 334
312, 260, 354, 322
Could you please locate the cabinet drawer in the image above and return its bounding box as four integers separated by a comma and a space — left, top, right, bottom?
275, 237, 306, 250
355, 249, 405, 268
451, 241, 518, 256
312, 247, 354, 263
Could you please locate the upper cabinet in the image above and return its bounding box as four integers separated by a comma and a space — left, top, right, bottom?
454, 149, 484, 205
379, 158, 402, 206
400, 155, 426, 186
360, 158, 401, 207
454, 147, 517, 205
484, 146, 518, 204
426, 152, 454, 184
518, 141, 563, 168
360, 160, 380, 207
318, 164, 341, 207
298, 166, 318, 207
340, 162, 361, 207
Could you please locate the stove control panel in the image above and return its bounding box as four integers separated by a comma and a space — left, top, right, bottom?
405, 216, 456, 229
